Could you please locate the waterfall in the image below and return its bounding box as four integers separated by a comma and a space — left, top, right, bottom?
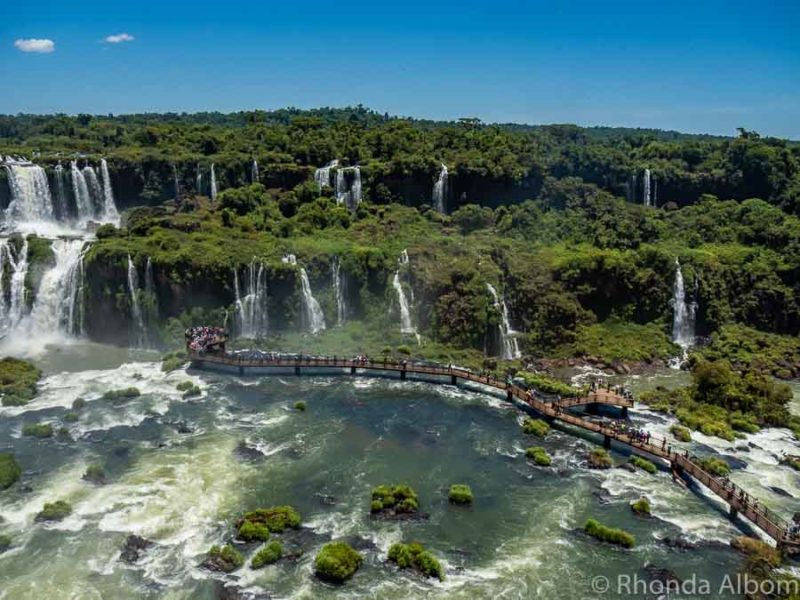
670, 259, 697, 365
331, 256, 346, 326
393, 250, 417, 337
54, 164, 69, 219
3, 162, 55, 223
99, 159, 120, 222
283, 254, 326, 334
314, 160, 338, 190
234, 260, 269, 339
251, 160, 259, 184
196, 166, 203, 195
27, 239, 85, 336
335, 167, 361, 212
643, 168, 652, 207
172, 165, 181, 200
486, 283, 521, 360
144, 256, 159, 325
70, 161, 94, 221
432, 163, 448, 214
127, 255, 146, 347
210, 164, 218, 200
83, 166, 103, 215
0, 239, 29, 336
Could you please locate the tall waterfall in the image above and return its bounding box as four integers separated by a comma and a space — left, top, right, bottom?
3, 162, 55, 223
331, 256, 346, 326
283, 254, 326, 334
335, 167, 362, 211
234, 260, 269, 338
210, 164, 218, 200
393, 250, 417, 337
127, 255, 146, 347
432, 163, 448, 214
486, 283, 521, 359
83, 166, 103, 215
0, 239, 30, 336
314, 160, 338, 190
54, 164, 69, 219
70, 161, 94, 221
144, 256, 159, 324
671, 259, 697, 365
251, 160, 259, 184
27, 239, 85, 336
99, 159, 120, 222
196, 166, 203, 195
172, 165, 181, 201
643, 168, 652, 207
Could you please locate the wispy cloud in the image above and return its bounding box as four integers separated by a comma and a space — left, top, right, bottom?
14, 38, 55, 53
104, 33, 135, 44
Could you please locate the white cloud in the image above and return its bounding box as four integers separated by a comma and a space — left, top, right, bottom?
104, 33, 135, 43
14, 38, 55, 53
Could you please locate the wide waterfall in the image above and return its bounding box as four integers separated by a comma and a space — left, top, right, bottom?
71, 161, 95, 221
393, 250, 417, 338
100, 159, 120, 222
432, 163, 448, 214
251, 160, 259, 184
234, 260, 269, 339
0, 239, 30, 336
127, 255, 146, 347
486, 283, 521, 359
27, 239, 85, 337
283, 254, 326, 334
314, 160, 338, 190
210, 164, 218, 200
643, 168, 652, 207
332, 256, 346, 326
3, 161, 55, 224
335, 167, 362, 212
670, 259, 697, 366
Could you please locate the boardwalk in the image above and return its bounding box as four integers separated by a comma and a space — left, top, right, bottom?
189, 351, 800, 551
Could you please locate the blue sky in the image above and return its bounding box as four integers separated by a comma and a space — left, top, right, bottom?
2, 0, 799, 137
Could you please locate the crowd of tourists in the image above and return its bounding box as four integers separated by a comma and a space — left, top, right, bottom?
186, 326, 227, 352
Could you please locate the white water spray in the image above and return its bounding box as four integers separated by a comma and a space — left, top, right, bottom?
314, 160, 338, 190
127, 255, 146, 347
234, 260, 269, 338
99, 159, 120, 222
392, 250, 418, 340
27, 239, 86, 337
433, 163, 448, 214
283, 254, 326, 334
210, 164, 218, 200
670, 259, 697, 366
643, 168, 652, 207
335, 166, 361, 212
331, 256, 346, 326
3, 162, 55, 224
486, 283, 521, 359
251, 160, 259, 184
70, 161, 94, 221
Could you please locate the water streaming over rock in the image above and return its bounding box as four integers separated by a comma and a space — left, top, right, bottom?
432, 163, 448, 214
27, 239, 86, 336
335, 166, 361, 212
393, 250, 417, 338
251, 159, 259, 183
54, 164, 69, 219
0, 239, 29, 336
670, 259, 697, 366
3, 161, 55, 224
99, 159, 120, 222
314, 160, 338, 190
127, 255, 146, 347
283, 254, 326, 334
234, 260, 269, 339
331, 256, 347, 326
643, 168, 652, 207
486, 283, 521, 359
70, 161, 94, 221
210, 164, 218, 200
196, 166, 203, 195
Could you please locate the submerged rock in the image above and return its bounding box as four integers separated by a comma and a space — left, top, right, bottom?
234, 441, 265, 462
658, 536, 697, 551
643, 562, 681, 586
120, 534, 153, 563
769, 486, 794, 498
214, 582, 271, 600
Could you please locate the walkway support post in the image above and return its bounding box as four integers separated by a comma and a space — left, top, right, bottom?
603, 435, 611, 449
350, 365, 356, 375
451, 374, 457, 386
730, 506, 739, 520
621, 406, 628, 419
294, 366, 301, 376
400, 370, 406, 380
238, 365, 244, 376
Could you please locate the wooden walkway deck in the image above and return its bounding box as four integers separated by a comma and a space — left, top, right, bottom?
189, 351, 799, 550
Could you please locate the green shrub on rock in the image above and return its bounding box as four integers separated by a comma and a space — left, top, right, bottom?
0, 453, 21, 490
238, 505, 301, 533
294, 401, 307, 411
670, 424, 692, 442
630, 455, 657, 474
0, 534, 11, 553
388, 542, 445, 581
176, 381, 194, 392
0, 357, 41, 406
82, 464, 107, 484
251, 540, 282, 568
237, 519, 270, 542
314, 541, 363, 582
448, 484, 473, 505
102, 387, 141, 400
371, 484, 419, 515
22, 423, 53, 438
522, 418, 550, 437
525, 446, 552, 466
698, 457, 731, 477
631, 497, 651, 515
72, 398, 86, 410
587, 448, 613, 469
35, 500, 73, 522
584, 519, 635, 548
203, 544, 244, 572
63, 411, 80, 423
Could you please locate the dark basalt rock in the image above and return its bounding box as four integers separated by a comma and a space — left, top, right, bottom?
173, 421, 194, 434
720, 455, 748, 470
643, 562, 681, 586
370, 510, 430, 522
234, 441, 265, 462
658, 536, 697, 551
315, 493, 337, 506
214, 582, 271, 600
769, 486, 794, 498
120, 534, 153, 563
342, 535, 378, 552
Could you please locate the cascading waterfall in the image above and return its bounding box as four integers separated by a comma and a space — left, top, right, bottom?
486, 283, 521, 360
144, 256, 159, 326
432, 163, 448, 214
27, 239, 86, 337
335, 167, 361, 211
210, 164, 218, 200
173, 165, 181, 200
54, 164, 69, 219
83, 166, 103, 215
283, 254, 326, 334
71, 161, 94, 221
234, 260, 269, 338
3, 161, 55, 224
393, 250, 417, 339
670, 259, 697, 366
127, 255, 146, 347
99, 159, 120, 222
251, 160, 259, 184
314, 160, 338, 190
643, 168, 652, 207
331, 256, 346, 326
0, 239, 29, 336
196, 166, 203, 195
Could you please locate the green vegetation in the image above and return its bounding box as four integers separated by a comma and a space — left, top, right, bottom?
670, 424, 692, 442
251, 541, 282, 568
237, 519, 270, 542
388, 542, 445, 581
82, 464, 107, 484
102, 387, 141, 400
731, 536, 782, 569
175, 381, 194, 391
522, 418, 550, 437
204, 544, 244, 572
371, 484, 419, 515
0, 453, 21, 490
0, 357, 41, 407
631, 497, 651, 515
629, 455, 657, 475
782, 456, 800, 471
22, 423, 53, 438
63, 411, 80, 423
35, 501, 73, 522
0, 534, 11, 553
584, 519, 635, 548
556, 320, 679, 364
518, 372, 581, 397
72, 398, 87, 410
448, 484, 474, 505
161, 352, 186, 373
697, 457, 731, 477
314, 541, 363, 583
525, 446, 552, 466
294, 401, 307, 411
238, 506, 301, 533
588, 448, 613, 469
